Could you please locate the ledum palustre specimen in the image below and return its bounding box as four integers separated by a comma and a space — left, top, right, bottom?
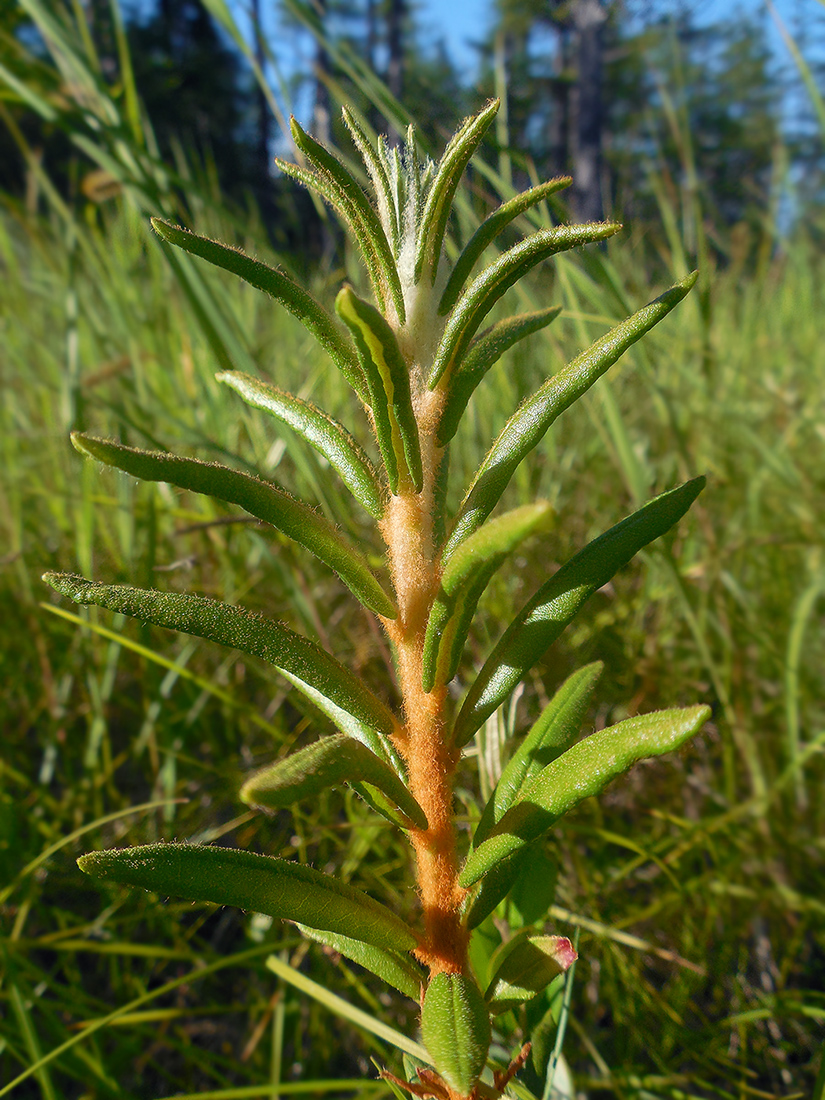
45, 100, 709, 1100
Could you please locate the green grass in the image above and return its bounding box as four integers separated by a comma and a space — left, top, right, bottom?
2, 3, 825, 1094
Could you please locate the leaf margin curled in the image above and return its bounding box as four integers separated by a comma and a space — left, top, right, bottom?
71, 432, 396, 620
438, 176, 573, 314
42, 573, 398, 743
460, 704, 711, 888
452, 476, 706, 746
437, 307, 562, 447
474, 661, 603, 847
78, 843, 417, 954
422, 501, 553, 693
296, 925, 424, 1001
484, 933, 577, 1015
150, 218, 365, 401
240, 734, 428, 830
216, 371, 385, 520
335, 286, 423, 493
428, 221, 622, 389
444, 271, 700, 558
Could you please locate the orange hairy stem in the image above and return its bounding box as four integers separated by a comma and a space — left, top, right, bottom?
381, 389, 467, 976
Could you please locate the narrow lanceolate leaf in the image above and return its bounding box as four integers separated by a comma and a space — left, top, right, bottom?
437, 308, 562, 447
474, 663, 603, 847
414, 99, 500, 285
342, 106, 400, 255
335, 287, 422, 494
284, 118, 405, 323
429, 222, 622, 388
43, 574, 398, 741
216, 372, 385, 520
296, 925, 424, 1000
485, 934, 577, 1015
420, 973, 491, 1095
464, 843, 534, 931
444, 272, 699, 557
439, 178, 572, 314
150, 219, 365, 400
422, 503, 553, 693
78, 844, 416, 954
241, 734, 428, 830
452, 477, 706, 746
460, 705, 711, 887
71, 433, 396, 619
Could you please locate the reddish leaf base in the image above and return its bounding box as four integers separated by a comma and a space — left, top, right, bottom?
381, 1043, 532, 1100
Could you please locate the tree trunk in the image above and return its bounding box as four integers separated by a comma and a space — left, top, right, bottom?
387, 0, 405, 102
571, 0, 607, 222
313, 0, 331, 146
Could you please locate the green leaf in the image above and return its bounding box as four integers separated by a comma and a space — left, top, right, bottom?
216, 371, 385, 520
282, 118, 405, 322
444, 272, 699, 556
437, 307, 562, 446
71, 433, 396, 620
78, 844, 416, 953
453, 478, 705, 745
342, 106, 400, 255
460, 705, 711, 887
422, 503, 553, 692
464, 845, 533, 931
474, 663, 603, 847
241, 734, 427, 830
335, 287, 422, 494
296, 925, 424, 1000
484, 934, 577, 1015
439, 177, 572, 314
420, 972, 491, 1095
428, 222, 622, 388
150, 218, 365, 400
414, 99, 500, 285
43, 574, 398, 742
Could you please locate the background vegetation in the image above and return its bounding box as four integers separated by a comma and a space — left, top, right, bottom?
1, 1, 824, 1098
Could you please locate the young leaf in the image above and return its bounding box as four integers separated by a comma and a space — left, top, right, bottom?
335, 287, 423, 493
241, 734, 428, 830
296, 925, 424, 1000
422, 502, 553, 692
150, 218, 365, 400
283, 118, 405, 323
484, 934, 577, 1015
439, 178, 572, 314
437, 308, 562, 447
216, 371, 385, 520
341, 106, 399, 254
453, 477, 706, 745
460, 704, 711, 887
428, 222, 622, 388
414, 99, 500, 285
420, 972, 491, 1095
70, 432, 396, 619
78, 844, 417, 953
444, 272, 699, 556
43, 574, 398, 742
474, 663, 603, 847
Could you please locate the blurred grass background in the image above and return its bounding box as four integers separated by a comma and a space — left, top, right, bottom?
1, 0, 824, 1097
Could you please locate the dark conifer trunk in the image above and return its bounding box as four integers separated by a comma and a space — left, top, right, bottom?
571, 0, 607, 221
